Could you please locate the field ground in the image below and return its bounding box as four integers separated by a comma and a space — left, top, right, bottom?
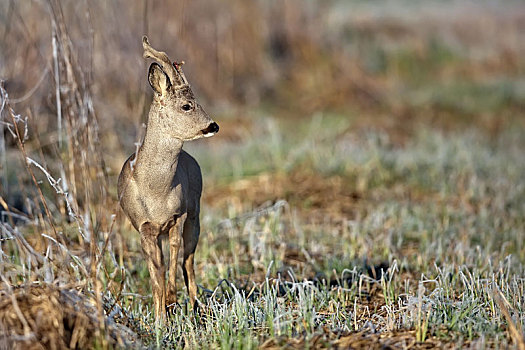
1, 1, 525, 349
2, 107, 524, 348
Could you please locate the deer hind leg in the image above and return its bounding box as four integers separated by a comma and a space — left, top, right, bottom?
167, 214, 186, 307
182, 215, 200, 309
139, 222, 166, 323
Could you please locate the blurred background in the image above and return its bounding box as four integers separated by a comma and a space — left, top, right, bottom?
2, 0, 524, 159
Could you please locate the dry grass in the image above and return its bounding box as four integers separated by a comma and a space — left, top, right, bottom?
205, 169, 362, 221
0, 284, 139, 349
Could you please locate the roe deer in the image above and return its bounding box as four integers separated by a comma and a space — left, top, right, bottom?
118, 36, 219, 322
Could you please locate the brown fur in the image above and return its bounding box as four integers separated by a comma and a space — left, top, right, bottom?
118, 36, 218, 322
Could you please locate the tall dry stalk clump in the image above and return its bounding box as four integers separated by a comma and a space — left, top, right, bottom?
0, 1, 132, 348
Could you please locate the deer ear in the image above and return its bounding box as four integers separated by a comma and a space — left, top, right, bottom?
148, 63, 171, 95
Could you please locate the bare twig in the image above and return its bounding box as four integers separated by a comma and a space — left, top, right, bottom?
0, 82, 63, 245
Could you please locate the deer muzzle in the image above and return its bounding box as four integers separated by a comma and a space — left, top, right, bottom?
201, 122, 219, 137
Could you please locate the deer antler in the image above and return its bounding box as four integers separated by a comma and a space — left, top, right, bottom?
142, 36, 188, 88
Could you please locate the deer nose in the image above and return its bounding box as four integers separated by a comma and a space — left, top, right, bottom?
208, 122, 219, 133
201, 122, 219, 137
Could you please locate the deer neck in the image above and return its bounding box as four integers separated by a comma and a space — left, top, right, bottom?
134, 111, 183, 195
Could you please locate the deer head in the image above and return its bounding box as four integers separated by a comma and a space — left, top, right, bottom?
142, 36, 219, 140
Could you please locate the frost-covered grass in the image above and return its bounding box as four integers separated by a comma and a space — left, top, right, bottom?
105, 116, 525, 348
2, 96, 524, 348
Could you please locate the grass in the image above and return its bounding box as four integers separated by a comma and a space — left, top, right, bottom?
2, 97, 525, 348
104, 116, 525, 348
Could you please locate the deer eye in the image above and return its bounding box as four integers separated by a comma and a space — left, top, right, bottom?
181, 103, 192, 111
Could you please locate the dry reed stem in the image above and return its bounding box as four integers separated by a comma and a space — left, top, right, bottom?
493, 287, 525, 350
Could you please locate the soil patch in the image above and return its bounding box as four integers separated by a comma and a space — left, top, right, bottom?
205, 170, 362, 221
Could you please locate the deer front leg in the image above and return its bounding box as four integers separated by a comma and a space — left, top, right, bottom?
140, 223, 166, 323
167, 214, 186, 306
